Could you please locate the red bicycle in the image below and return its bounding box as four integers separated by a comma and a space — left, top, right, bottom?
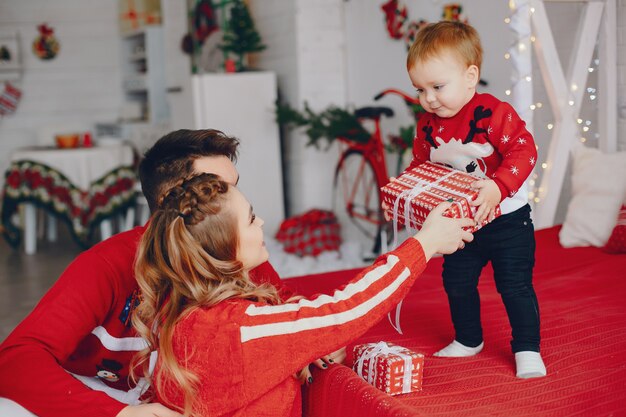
333, 89, 421, 255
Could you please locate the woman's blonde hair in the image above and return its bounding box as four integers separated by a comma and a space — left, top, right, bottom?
131, 173, 282, 416
407, 21, 483, 72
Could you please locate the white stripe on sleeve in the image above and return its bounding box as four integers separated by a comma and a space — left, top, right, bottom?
240, 265, 411, 343
91, 326, 148, 351
245, 255, 400, 316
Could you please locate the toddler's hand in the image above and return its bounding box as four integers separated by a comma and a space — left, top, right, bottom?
470, 179, 501, 224
382, 201, 392, 222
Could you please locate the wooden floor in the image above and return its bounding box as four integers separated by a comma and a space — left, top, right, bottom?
0, 228, 81, 342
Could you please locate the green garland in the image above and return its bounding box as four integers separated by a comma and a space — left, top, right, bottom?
276, 101, 371, 149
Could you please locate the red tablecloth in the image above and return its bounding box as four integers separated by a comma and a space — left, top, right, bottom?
287, 226, 626, 417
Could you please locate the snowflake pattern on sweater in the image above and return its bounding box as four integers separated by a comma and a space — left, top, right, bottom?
407, 93, 537, 214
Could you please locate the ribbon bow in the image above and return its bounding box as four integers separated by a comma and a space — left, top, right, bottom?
354, 342, 414, 394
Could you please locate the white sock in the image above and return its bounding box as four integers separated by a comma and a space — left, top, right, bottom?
433, 340, 484, 357
515, 351, 547, 379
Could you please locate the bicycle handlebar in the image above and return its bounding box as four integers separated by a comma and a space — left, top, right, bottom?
374, 88, 420, 105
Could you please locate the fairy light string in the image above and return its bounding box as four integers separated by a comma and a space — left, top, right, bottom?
504, 0, 599, 205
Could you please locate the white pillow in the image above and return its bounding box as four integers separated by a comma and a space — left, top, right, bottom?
559, 144, 626, 248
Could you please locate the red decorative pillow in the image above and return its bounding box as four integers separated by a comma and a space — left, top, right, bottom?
275, 209, 341, 257
603, 205, 626, 254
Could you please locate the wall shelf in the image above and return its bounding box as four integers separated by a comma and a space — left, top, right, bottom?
119, 26, 168, 123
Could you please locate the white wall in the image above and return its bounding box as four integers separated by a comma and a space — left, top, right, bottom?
251, 0, 347, 216
618, 0, 626, 147
249, 0, 299, 217
0, 0, 121, 189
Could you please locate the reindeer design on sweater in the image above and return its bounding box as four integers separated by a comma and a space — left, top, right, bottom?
425, 105, 495, 177
409, 93, 538, 212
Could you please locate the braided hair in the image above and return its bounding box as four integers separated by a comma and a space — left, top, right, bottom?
132, 173, 281, 416
138, 129, 240, 213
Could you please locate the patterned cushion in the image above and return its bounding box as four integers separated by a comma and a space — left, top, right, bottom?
603, 205, 626, 254
275, 209, 341, 257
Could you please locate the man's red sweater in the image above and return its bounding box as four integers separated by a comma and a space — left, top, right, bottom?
0, 226, 293, 417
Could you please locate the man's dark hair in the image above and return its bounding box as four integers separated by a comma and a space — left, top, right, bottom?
138, 129, 239, 212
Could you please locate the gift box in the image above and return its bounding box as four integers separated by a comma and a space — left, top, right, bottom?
381, 161, 500, 232
275, 209, 341, 257
118, 0, 162, 34
353, 341, 424, 396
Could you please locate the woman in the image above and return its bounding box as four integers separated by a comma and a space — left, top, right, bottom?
132, 173, 473, 417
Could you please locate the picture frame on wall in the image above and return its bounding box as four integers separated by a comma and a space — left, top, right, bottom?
0, 32, 22, 80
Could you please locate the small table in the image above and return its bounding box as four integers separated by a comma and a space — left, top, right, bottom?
10, 145, 135, 189
2, 144, 136, 254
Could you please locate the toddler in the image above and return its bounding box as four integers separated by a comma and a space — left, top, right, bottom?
403, 21, 545, 378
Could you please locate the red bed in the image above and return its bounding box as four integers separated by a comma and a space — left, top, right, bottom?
287, 226, 626, 417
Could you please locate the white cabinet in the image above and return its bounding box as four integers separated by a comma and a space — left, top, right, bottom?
191, 72, 285, 234
120, 27, 169, 123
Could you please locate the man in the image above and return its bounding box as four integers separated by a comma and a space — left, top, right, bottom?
0, 130, 341, 417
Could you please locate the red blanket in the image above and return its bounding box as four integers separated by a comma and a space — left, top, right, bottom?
288, 226, 626, 417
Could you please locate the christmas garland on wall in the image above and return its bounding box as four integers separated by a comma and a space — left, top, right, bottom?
32, 24, 60, 60
276, 101, 370, 148
381, 1, 467, 49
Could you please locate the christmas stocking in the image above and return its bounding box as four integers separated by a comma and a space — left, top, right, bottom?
0, 82, 22, 116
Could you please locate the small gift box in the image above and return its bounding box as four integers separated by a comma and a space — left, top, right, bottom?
353, 341, 424, 396
381, 161, 500, 232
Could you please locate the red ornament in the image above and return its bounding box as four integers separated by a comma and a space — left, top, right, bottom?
82, 132, 93, 148
224, 58, 237, 73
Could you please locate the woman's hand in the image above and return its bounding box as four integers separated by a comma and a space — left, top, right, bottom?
116, 403, 183, 417
315, 347, 346, 367
413, 202, 474, 259
295, 347, 347, 385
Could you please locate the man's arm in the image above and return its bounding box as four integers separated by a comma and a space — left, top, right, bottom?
0, 249, 128, 417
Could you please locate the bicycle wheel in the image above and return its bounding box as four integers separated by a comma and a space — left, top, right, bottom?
333, 150, 388, 256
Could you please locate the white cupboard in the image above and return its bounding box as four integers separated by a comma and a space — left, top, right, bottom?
191, 71, 285, 235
